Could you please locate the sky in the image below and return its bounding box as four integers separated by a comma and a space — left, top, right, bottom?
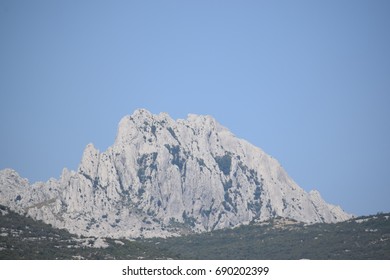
0, 0, 389, 216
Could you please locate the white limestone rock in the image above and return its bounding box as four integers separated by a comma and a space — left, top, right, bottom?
0, 109, 352, 238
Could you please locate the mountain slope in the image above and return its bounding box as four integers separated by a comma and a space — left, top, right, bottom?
1, 204, 388, 260
0, 109, 351, 238
152, 213, 390, 260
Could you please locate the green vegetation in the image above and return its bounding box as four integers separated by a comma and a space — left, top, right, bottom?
0, 205, 170, 260
152, 215, 390, 259
1, 205, 389, 260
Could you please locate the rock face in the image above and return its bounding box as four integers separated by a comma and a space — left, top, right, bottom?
0, 109, 352, 238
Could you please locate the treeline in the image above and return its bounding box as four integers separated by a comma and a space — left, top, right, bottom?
151, 215, 390, 259
1, 205, 389, 259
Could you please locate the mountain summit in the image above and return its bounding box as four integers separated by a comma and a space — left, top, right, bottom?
0, 109, 352, 238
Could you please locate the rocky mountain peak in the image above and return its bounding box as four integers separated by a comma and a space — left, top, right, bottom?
0, 109, 352, 238
78, 143, 100, 181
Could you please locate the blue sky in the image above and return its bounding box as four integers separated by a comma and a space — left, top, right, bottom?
1, 1, 389, 216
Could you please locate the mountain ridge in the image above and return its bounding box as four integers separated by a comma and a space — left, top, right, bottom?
0, 109, 352, 238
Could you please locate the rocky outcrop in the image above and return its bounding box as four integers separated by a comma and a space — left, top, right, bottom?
0, 109, 352, 238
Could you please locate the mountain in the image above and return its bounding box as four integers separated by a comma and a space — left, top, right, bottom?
0, 109, 352, 238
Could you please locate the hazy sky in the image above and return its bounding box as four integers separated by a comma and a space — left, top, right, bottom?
1, 1, 389, 216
